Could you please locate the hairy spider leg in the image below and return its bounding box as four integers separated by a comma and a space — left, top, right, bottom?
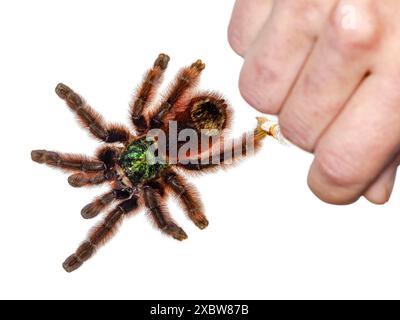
162, 169, 208, 229
81, 189, 132, 219
31, 150, 105, 172
96, 145, 121, 167
143, 185, 188, 241
66, 145, 124, 188
130, 53, 170, 134
55, 83, 131, 143
63, 196, 139, 272
177, 118, 268, 172
67, 172, 108, 188
149, 59, 205, 129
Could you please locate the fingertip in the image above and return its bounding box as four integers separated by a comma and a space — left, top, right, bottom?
363, 190, 390, 205
363, 162, 398, 205
307, 153, 363, 205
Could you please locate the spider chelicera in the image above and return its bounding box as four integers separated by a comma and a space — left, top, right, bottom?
31, 53, 276, 272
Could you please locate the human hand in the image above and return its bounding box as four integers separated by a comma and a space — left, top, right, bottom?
228, 0, 400, 204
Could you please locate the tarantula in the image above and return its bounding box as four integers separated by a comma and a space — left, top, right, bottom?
31, 53, 275, 272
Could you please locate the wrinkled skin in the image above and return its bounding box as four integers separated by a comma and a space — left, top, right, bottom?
228, 0, 400, 205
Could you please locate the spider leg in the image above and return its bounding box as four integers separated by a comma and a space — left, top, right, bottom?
81, 189, 132, 219
130, 53, 170, 134
67, 172, 108, 188
62, 195, 139, 273
162, 169, 208, 229
55, 83, 131, 143
177, 120, 268, 172
143, 184, 188, 241
66, 145, 124, 187
149, 59, 205, 129
31, 150, 105, 173
96, 145, 121, 168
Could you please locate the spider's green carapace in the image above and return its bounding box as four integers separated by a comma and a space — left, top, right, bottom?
119, 137, 167, 185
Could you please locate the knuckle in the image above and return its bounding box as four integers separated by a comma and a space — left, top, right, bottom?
250, 53, 279, 84
239, 56, 280, 113
329, 3, 380, 53
227, 23, 246, 56
282, 0, 324, 25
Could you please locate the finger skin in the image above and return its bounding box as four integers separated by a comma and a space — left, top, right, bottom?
308, 74, 400, 204
228, 0, 274, 57
231, 0, 400, 205
238, 1, 332, 115
364, 157, 399, 205
279, 1, 378, 151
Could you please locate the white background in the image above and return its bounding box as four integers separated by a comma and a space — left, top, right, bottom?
1, 0, 400, 300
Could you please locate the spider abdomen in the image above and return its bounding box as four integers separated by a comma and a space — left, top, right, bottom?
119, 137, 167, 185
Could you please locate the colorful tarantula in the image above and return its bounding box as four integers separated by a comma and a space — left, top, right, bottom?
31, 54, 277, 272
